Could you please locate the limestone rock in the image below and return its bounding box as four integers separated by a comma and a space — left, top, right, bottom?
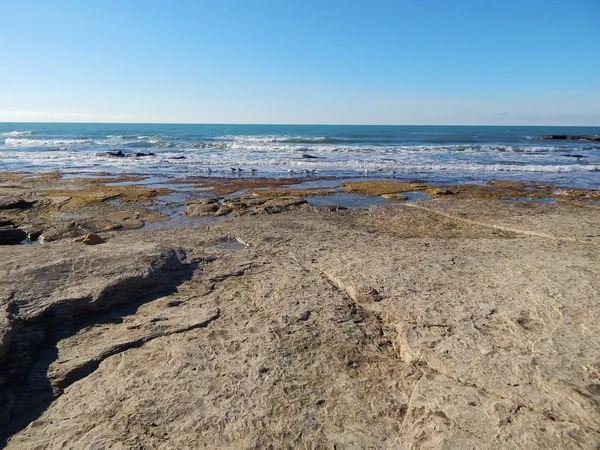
17, 224, 44, 242
45, 196, 71, 205
258, 196, 307, 214
75, 233, 106, 245
103, 211, 144, 229
78, 217, 122, 233
0, 241, 189, 438
238, 196, 269, 206
187, 197, 221, 206
39, 221, 83, 243
214, 205, 232, 217
185, 203, 219, 217
1, 200, 600, 449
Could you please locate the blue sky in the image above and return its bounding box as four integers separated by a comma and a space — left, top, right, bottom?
1, 0, 599, 125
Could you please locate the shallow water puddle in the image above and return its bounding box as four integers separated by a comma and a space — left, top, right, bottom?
20, 239, 42, 245
514, 197, 557, 204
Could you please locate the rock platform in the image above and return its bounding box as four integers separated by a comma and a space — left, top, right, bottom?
1, 199, 599, 448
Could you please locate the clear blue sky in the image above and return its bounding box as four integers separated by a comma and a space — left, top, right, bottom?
1, 0, 599, 125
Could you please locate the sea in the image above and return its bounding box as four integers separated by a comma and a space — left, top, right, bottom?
0, 123, 599, 189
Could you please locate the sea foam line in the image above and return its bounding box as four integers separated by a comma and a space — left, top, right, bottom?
0, 131, 33, 137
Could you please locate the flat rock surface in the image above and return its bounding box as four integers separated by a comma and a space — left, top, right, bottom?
1, 199, 600, 449
410, 198, 600, 242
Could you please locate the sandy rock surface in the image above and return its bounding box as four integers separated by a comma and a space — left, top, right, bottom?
1, 199, 599, 449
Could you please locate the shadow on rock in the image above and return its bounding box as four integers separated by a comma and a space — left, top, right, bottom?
0, 255, 201, 445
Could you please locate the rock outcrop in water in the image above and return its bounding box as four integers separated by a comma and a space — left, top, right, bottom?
1, 199, 600, 448
542, 134, 600, 141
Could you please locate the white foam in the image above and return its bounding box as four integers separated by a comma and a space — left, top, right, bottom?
0, 131, 33, 137
3, 138, 92, 147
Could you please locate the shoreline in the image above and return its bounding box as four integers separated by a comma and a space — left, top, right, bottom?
1, 170, 599, 245
2, 123, 600, 191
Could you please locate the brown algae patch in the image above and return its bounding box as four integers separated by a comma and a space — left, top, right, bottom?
0, 171, 172, 230
342, 180, 600, 203
65, 175, 149, 185
43, 186, 172, 206
427, 183, 551, 200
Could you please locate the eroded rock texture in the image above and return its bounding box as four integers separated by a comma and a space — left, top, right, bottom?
1, 199, 599, 449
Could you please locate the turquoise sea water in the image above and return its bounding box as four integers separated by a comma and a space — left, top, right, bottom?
0, 123, 599, 188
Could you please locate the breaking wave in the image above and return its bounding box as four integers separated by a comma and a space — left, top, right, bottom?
0, 131, 33, 136
1, 124, 599, 188
3, 138, 93, 147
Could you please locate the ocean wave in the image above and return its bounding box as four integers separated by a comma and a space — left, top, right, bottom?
122, 140, 174, 149
0, 131, 33, 136
226, 135, 346, 144
180, 142, 229, 149
274, 160, 600, 174
3, 138, 93, 147
105, 135, 149, 140
282, 137, 345, 144
213, 139, 585, 154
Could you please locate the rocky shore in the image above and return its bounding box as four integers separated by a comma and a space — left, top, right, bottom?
1, 171, 599, 247
1, 172, 600, 448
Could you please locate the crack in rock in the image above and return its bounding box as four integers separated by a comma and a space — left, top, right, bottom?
405, 203, 598, 245
56, 308, 221, 391
0, 247, 205, 441
290, 253, 600, 436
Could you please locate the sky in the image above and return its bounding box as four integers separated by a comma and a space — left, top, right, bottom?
1, 0, 599, 125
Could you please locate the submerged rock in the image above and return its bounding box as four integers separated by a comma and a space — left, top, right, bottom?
381, 193, 408, 201
562, 154, 587, 160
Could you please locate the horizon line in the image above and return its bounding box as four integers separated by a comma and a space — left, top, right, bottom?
1, 121, 599, 127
